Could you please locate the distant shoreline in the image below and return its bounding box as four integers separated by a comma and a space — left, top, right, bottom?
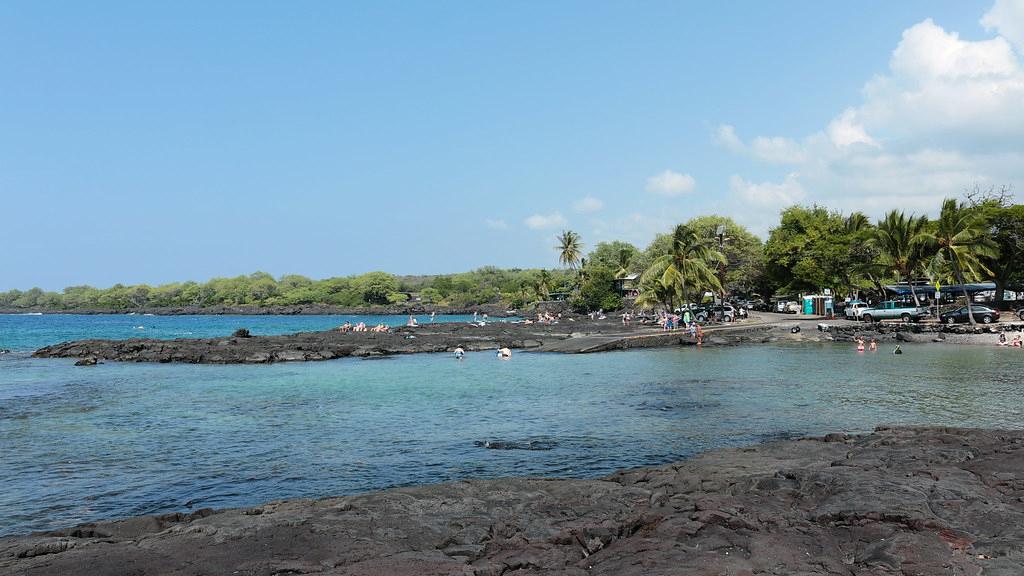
0, 304, 519, 317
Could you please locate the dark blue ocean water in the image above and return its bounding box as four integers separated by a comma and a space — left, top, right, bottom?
1, 314, 1022, 536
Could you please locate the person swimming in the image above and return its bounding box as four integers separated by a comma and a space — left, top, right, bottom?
856, 337, 865, 352
893, 344, 903, 355
869, 338, 877, 352
454, 346, 465, 360
496, 347, 511, 359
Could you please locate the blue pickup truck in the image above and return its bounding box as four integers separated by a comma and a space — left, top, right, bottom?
860, 301, 929, 323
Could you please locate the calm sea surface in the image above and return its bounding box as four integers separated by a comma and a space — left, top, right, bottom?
1, 314, 1021, 536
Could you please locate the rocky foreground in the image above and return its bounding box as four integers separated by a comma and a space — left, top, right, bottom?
3, 426, 1023, 575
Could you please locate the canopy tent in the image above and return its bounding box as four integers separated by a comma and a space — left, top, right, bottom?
884, 282, 995, 297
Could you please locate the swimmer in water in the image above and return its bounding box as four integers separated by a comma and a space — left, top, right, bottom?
893, 344, 903, 355
454, 346, 465, 360
869, 338, 877, 352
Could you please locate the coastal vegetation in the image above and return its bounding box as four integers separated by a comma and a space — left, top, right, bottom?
3, 189, 1022, 314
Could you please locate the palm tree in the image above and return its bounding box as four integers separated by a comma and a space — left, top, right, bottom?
845, 212, 871, 234
534, 269, 552, 300
871, 210, 929, 306
635, 274, 679, 311
641, 224, 724, 307
916, 199, 998, 326
556, 230, 583, 271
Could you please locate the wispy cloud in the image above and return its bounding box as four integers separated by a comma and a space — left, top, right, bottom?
572, 196, 604, 212
645, 170, 696, 196
484, 219, 508, 230
524, 212, 568, 230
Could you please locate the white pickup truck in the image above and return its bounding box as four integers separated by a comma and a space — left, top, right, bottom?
860, 301, 929, 323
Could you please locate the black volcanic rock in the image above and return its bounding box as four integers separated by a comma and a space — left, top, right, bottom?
1, 427, 1022, 575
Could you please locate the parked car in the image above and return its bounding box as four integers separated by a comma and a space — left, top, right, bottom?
1017, 307, 1024, 321
695, 305, 735, 323
860, 301, 929, 323
774, 300, 799, 314
939, 305, 1000, 324
844, 301, 869, 319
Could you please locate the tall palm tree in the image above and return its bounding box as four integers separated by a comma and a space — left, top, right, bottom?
641, 224, 724, 307
916, 199, 998, 326
556, 230, 583, 271
871, 210, 929, 306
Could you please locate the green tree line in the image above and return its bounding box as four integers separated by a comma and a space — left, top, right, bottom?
0, 268, 575, 311
4, 189, 1022, 318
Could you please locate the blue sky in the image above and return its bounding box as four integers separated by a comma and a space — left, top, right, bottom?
2, 1, 1022, 290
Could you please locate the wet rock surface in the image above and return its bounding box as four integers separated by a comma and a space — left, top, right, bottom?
2, 426, 1023, 575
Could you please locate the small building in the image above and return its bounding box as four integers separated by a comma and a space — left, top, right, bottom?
613, 273, 640, 298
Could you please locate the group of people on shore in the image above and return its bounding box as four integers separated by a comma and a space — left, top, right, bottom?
336, 321, 390, 333
653, 311, 704, 344
525, 312, 560, 325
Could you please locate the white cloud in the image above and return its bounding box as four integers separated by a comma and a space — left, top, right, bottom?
645, 170, 696, 196
573, 196, 604, 212
982, 0, 1024, 52
485, 219, 508, 230
524, 212, 567, 230
719, 5, 1024, 222
714, 124, 745, 153
729, 173, 805, 207
827, 108, 878, 149
751, 136, 807, 163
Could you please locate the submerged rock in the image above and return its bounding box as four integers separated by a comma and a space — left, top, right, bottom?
73, 357, 98, 367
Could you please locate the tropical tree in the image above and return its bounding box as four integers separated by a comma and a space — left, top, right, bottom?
586, 241, 640, 277
640, 224, 724, 307
534, 269, 553, 300
635, 273, 680, 311
556, 230, 584, 271
917, 199, 998, 325
685, 215, 766, 296
870, 210, 930, 306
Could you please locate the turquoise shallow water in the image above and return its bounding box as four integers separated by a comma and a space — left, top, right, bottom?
1, 315, 1022, 536
0, 313, 496, 352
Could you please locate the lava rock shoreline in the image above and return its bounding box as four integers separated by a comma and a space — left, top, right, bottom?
2, 426, 1022, 575
31, 319, 625, 364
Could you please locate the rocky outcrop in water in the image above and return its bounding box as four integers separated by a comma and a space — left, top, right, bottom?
1, 426, 1022, 575
31, 321, 607, 364
32, 318, 728, 364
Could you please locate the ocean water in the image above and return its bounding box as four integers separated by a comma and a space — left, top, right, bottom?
0, 313, 497, 352
1, 315, 1022, 536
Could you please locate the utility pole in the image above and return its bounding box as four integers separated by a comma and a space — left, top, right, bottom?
715, 224, 728, 319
